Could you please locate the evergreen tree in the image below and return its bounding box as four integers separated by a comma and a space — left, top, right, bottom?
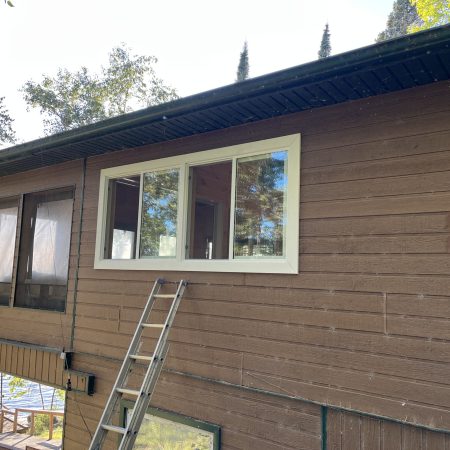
236, 41, 249, 82
376, 0, 420, 42
318, 23, 331, 59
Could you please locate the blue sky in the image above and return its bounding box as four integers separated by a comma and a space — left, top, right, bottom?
1, 0, 394, 144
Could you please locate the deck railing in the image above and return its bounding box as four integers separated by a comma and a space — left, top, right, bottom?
0, 406, 64, 440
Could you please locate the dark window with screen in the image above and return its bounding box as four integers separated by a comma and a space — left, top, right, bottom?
0, 198, 18, 306
15, 189, 74, 312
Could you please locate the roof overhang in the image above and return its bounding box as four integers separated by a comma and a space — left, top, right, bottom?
1, 25, 449, 176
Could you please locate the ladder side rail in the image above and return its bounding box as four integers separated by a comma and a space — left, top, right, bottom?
119, 280, 187, 449
144, 280, 186, 378
118, 340, 170, 450
88, 278, 164, 450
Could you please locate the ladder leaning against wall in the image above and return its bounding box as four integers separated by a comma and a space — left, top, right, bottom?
88, 278, 188, 450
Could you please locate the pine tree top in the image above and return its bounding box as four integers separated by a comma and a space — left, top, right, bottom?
236, 41, 249, 82
318, 23, 331, 59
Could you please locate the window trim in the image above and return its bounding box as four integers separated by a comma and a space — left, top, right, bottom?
94, 134, 300, 274
121, 400, 221, 450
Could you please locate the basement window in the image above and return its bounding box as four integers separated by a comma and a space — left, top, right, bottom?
95, 134, 300, 273
15, 188, 74, 312
122, 403, 220, 450
0, 198, 18, 306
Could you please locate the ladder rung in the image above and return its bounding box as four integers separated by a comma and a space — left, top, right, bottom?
130, 354, 153, 361
117, 388, 140, 396
142, 323, 165, 328
101, 424, 126, 434
154, 294, 175, 298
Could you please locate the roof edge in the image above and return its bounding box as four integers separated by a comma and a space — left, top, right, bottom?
1, 24, 450, 164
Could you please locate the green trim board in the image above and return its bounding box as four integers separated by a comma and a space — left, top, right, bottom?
121, 400, 220, 450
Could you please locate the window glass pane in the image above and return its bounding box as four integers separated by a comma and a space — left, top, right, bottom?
0, 200, 18, 306
187, 161, 232, 259
15, 189, 73, 312
105, 176, 140, 259
128, 411, 215, 450
234, 151, 287, 258
140, 169, 179, 258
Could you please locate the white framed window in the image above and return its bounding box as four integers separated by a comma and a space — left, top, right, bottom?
94, 134, 300, 273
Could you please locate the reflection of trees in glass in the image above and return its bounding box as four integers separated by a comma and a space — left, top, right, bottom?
134, 414, 213, 450
234, 151, 287, 257
140, 170, 179, 257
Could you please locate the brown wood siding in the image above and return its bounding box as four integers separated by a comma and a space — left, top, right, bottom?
2, 81, 450, 448
0, 159, 83, 352
71, 81, 450, 439
327, 410, 450, 450
64, 353, 322, 450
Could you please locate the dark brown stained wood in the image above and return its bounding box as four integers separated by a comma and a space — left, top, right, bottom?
327, 410, 450, 450
0, 159, 83, 350
68, 353, 322, 450
300, 213, 450, 236
1, 82, 450, 448
301, 170, 450, 202
301, 129, 450, 169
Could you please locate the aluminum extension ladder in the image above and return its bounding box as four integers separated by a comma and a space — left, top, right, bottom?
89, 278, 188, 450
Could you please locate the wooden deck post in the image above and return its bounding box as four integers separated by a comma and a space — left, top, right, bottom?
13, 409, 18, 432
30, 411, 35, 435
49, 412, 54, 440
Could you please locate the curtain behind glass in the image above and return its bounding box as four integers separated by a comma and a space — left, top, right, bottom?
0, 203, 18, 306
31, 198, 73, 284
0, 206, 17, 283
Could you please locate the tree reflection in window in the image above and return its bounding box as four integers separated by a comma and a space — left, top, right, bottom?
140, 169, 179, 258
234, 151, 287, 257
134, 413, 214, 450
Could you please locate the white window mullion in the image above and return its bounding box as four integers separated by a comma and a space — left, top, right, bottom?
228, 157, 237, 261
135, 173, 144, 259
177, 164, 186, 263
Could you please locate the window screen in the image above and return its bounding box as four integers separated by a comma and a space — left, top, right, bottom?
15, 189, 74, 312
0, 199, 18, 306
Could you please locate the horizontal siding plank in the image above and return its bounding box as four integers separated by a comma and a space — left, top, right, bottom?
302, 130, 450, 169
300, 235, 450, 254
301, 213, 450, 237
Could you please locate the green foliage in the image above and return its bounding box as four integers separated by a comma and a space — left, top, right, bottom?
409, 0, 450, 31
140, 170, 179, 257
236, 41, 249, 82
134, 415, 212, 450
8, 376, 28, 399
4, 1, 14, 6
103, 46, 177, 116
234, 152, 286, 257
0, 97, 16, 145
377, 0, 420, 41
33, 413, 63, 439
22, 44, 178, 135
318, 23, 332, 59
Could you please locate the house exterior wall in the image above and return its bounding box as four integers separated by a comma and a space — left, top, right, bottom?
0, 80, 449, 449
0, 159, 83, 350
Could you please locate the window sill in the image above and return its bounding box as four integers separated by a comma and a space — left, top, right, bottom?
94, 257, 298, 274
